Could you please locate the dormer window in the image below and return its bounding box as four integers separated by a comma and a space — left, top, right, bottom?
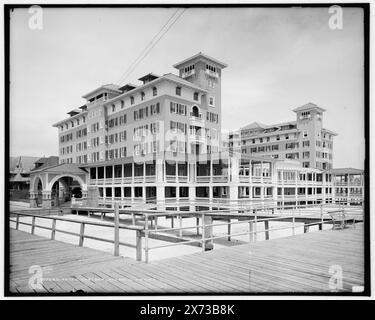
82, 116, 86, 123
194, 92, 199, 101
141, 92, 145, 101
77, 119, 80, 126
121, 100, 124, 109
153, 87, 157, 96
176, 87, 181, 96
71, 121, 74, 128
130, 96, 134, 105
112, 104, 115, 112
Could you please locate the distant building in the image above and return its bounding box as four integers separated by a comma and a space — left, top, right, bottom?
9, 156, 40, 191
232, 103, 337, 170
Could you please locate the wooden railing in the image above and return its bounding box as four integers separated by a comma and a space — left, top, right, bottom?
10, 203, 144, 261
11, 200, 363, 263
139, 202, 363, 263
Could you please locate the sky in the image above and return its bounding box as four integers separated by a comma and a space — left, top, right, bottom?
9, 6, 365, 169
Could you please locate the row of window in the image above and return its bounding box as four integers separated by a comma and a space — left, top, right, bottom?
134, 123, 160, 138
316, 151, 333, 160
206, 111, 219, 123
59, 116, 86, 132
106, 147, 127, 161
60, 127, 94, 143
170, 102, 187, 115
134, 141, 160, 155
60, 133, 73, 143
106, 131, 127, 144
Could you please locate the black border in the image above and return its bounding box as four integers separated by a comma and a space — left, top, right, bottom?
3, 3, 371, 298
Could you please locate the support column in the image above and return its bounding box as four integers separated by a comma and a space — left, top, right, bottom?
203, 215, 213, 250
131, 186, 135, 204
42, 191, 52, 209
156, 185, 165, 210
29, 192, 38, 208
189, 186, 195, 212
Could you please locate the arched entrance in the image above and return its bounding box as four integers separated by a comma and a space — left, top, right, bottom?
48, 175, 86, 208
29, 164, 88, 209
50, 176, 83, 208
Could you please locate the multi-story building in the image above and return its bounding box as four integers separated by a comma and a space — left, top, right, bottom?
234, 103, 337, 170
28, 53, 336, 209
53, 52, 225, 165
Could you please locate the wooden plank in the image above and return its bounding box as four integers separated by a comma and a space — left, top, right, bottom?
8, 224, 364, 293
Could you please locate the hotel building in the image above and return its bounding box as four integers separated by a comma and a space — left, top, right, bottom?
29, 53, 336, 209
232, 103, 337, 170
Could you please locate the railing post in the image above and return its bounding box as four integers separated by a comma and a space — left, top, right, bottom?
254, 212, 258, 243
201, 213, 206, 252
227, 219, 231, 241
292, 215, 296, 236
145, 214, 149, 263
304, 223, 308, 233
136, 230, 142, 262
196, 217, 199, 235
264, 220, 269, 240
31, 216, 36, 234
114, 202, 120, 256
51, 218, 56, 240
249, 220, 253, 243
179, 215, 183, 238
79, 222, 85, 246
15, 214, 19, 230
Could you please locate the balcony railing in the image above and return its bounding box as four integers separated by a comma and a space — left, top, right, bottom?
212, 175, 228, 183
145, 175, 156, 183
166, 175, 176, 183
133, 176, 144, 183
196, 176, 211, 183
189, 134, 205, 142
239, 176, 250, 183
113, 178, 122, 184
178, 176, 188, 183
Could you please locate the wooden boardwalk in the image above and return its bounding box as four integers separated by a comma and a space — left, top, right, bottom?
9, 224, 364, 294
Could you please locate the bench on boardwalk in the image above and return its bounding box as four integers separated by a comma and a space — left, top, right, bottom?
328, 209, 356, 229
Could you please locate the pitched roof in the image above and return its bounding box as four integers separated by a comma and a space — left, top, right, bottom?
31, 163, 88, 175
293, 102, 326, 113
241, 122, 267, 130
331, 168, 364, 175
173, 52, 228, 69
31, 156, 59, 171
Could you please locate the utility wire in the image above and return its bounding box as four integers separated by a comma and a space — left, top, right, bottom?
116, 9, 180, 85
116, 8, 186, 85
